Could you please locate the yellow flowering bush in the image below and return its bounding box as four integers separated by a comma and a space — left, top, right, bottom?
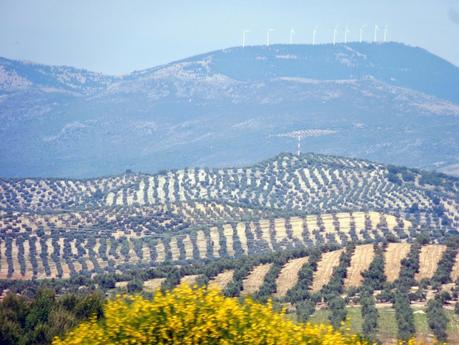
53, 284, 374, 345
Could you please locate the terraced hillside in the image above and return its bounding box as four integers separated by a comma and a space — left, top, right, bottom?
0, 153, 458, 280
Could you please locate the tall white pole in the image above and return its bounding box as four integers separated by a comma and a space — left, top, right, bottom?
267, 28, 275, 46
312, 27, 318, 45
289, 28, 295, 44
359, 25, 366, 43
383, 25, 388, 42
242, 30, 250, 48
344, 26, 350, 44
374, 24, 379, 42
333, 26, 339, 45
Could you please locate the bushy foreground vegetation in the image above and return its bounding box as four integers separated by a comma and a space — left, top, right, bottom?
0, 289, 104, 345
53, 284, 371, 345
1, 280, 457, 344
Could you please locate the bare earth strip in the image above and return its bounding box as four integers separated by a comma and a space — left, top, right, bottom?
115, 281, 128, 289
155, 241, 166, 263
241, 263, 273, 296
311, 249, 344, 292
415, 244, 447, 281
222, 225, 235, 257
208, 270, 234, 290
0, 240, 8, 279
289, 217, 305, 243
143, 278, 165, 292
169, 237, 181, 261
180, 274, 200, 286
451, 251, 459, 281
274, 219, 288, 243
236, 223, 248, 255
196, 231, 207, 259
344, 244, 375, 288
183, 235, 194, 260
274, 256, 309, 297
384, 243, 411, 283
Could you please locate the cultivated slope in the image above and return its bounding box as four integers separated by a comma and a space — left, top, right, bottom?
0, 153, 457, 280
108, 243, 459, 301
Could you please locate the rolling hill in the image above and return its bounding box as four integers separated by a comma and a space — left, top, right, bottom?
1, 42, 459, 177
1, 152, 459, 344
0, 153, 457, 280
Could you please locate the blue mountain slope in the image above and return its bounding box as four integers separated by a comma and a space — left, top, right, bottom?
171, 43, 459, 103
0, 42, 459, 178
0, 56, 116, 94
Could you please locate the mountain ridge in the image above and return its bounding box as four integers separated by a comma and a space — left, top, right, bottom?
1, 42, 459, 178
3, 42, 459, 101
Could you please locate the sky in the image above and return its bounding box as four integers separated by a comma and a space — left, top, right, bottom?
1, 0, 459, 75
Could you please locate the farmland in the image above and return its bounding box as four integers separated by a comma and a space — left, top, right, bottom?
307, 307, 459, 345
101, 242, 459, 344
0, 153, 459, 343
0, 153, 457, 281
149, 243, 459, 298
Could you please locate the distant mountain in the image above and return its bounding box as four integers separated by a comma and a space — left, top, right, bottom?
1, 42, 459, 178
0, 56, 117, 94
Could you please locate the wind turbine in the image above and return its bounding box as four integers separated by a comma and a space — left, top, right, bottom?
383, 25, 389, 42
374, 24, 379, 42
242, 30, 250, 48
289, 28, 296, 44
344, 26, 351, 44
333, 25, 339, 45
359, 24, 367, 43
267, 28, 275, 46
312, 26, 318, 45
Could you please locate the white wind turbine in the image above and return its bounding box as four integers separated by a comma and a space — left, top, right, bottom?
333, 25, 339, 45
359, 24, 367, 43
344, 26, 351, 44
312, 26, 318, 45
242, 30, 250, 48
266, 28, 275, 46
374, 24, 379, 42
383, 25, 389, 42
289, 28, 296, 44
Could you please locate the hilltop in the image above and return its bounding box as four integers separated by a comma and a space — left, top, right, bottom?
1, 43, 459, 177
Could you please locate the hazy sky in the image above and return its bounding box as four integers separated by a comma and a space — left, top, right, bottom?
1, 0, 459, 74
